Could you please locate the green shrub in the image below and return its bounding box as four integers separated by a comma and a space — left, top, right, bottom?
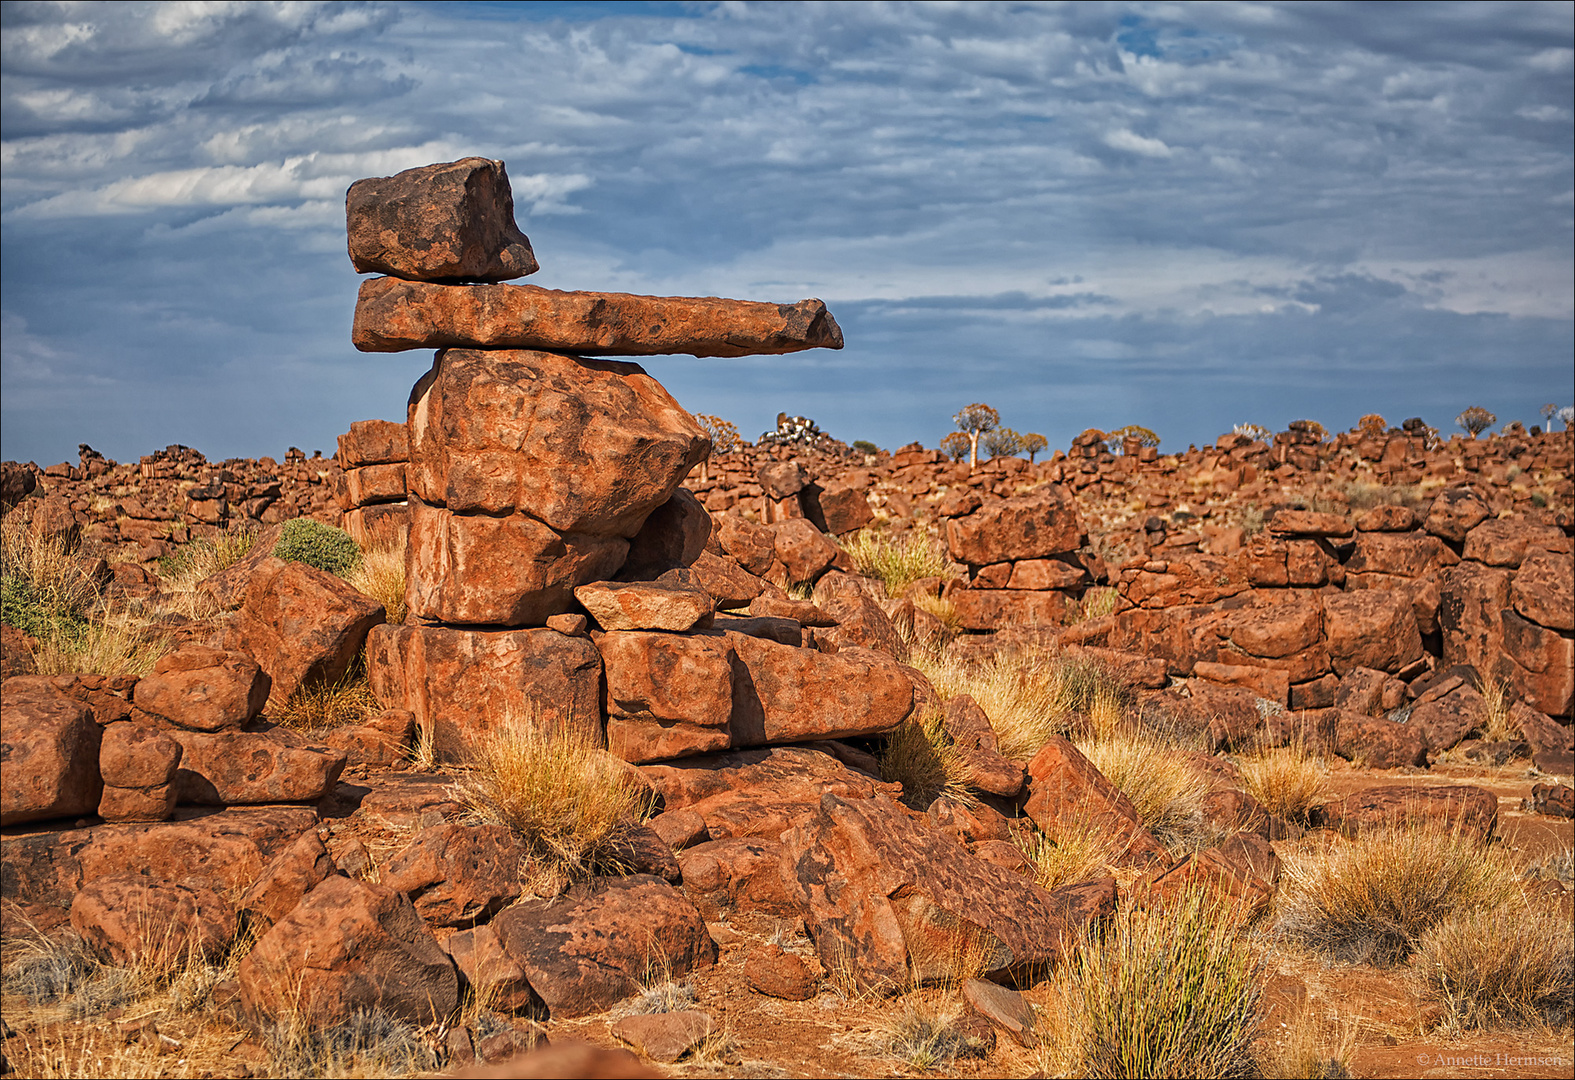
273, 518, 361, 576
852, 439, 879, 454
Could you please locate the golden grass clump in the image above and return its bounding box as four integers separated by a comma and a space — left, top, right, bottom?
1015, 818, 1128, 893
344, 537, 407, 625
271, 671, 380, 731
841, 527, 950, 597
1038, 889, 1262, 1079
1410, 900, 1574, 1031
1076, 732, 1212, 854
1255, 1004, 1357, 1080
29, 614, 168, 679
1275, 824, 1518, 965
1235, 738, 1329, 824
1473, 673, 1521, 742
880, 994, 991, 1069
456, 719, 654, 889
879, 710, 975, 810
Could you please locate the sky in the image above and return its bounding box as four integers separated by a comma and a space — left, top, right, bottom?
2, 0, 1572, 468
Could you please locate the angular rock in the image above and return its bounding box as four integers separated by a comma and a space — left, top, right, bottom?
98, 721, 182, 789
781, 792, 1081, 992
407, 348, 709, 528
381, 822, 526, 928
1461, 518, 1570, 568
491, 875, 716, 1019
323, 708, 416, 767
1022, 737, 1168, 867
713, 514, 778, 578
337, 419, 409, 468
442, 923, 542, 1016
366, 623, 603, 761
756, 461, 809, 499
963, 977, 1038, 1047
1334, 710, 1429, 769
1268, 510, 1352, 538
173, 729, 346, 805
1139, 845, 1274, 915
1496, 609, 1575, 718
1355, 504, 1416, 532
1530, 783, 1573, 819
1317, 785, 1497, 842
940, 695, 1026, 798
678, 838, 796, 921
97, 782, 179, 824
346, 157, 537, 281
1406, 684, 1486, 752
132, 644, 270, 732
1438, 561, 1512, 672
1510, 699, 1574, 755
1219, 595, 1324, 659
600, 631, 735, 764
344, 463, 407, 506
816, 484, 875, 536
355, 276, 842, 357
1006, 558, 1088, 591
1510, 549, 1573, 632
746, 944, 820, 1000
1344, 530, 1459, 578
609, 1011, 714, 1064
727, 634, 913, 746
1323, 590, 1423, 676
228, 560, 385, 705
946, 586, 1072, 632
1424, 487, 1491, 544
240, 874, 460, 1029
70, 873, 236, 967
685, 551, 767, 610
818, 589, 908, 662
239, 829, 337, 932
618, 488, 712, 580
0, 687, 102, 827
769, 518, 841, 584
575, 581, 713, 633
341, 503, 410, 550
946, 490, 1082, 567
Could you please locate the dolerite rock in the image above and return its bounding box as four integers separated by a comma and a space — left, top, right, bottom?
380, 822, 526, 928
442, 924, 541, 1016
746, 944, 821, 1000
365, 623, 603, 761
172, 729, 345, 806
338, 419, 410, 468
678, 838, 797, 921
575, 581, 713, 633
227, 559, 385, 704
609, 1011, 715, 1064
239, 829, 338, 933
1021, 737, 1168, 869
70, 874, 236, 967
768, 518, 842, 583
132, 644, 270, 731
781, 792, 1081, 992
618, 488, 712, 580
1322, 590, 1423, 676
1334, 710, 1430, 769
945, 489, 1083, 567
240, 875, 460, 1029
1316, 785, 1498, 842
0, 687, 102, 826
1406, 684, 1487, 752
727, 634, 914, 746
490, 875, 716, 1019
97, 722, 182, 823
1424, 487, 1491, 544
599, 631, 736, 764
346, 157, 537, 281
354, 278, 841, 357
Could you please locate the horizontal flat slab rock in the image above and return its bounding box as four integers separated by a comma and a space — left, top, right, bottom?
353, 277, 843, 357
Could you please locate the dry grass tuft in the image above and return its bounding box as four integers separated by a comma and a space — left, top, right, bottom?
272, 670, 380, 731
841, 528, 950, 597
157, 523, 260, 591
1068, 585, 1121, 623
1276, 824, 1518, 965
1016, 818, 1129, 893
29, 613, 168, 679
879, 710, 975, 810
1473, 673, 1521, 742
880, 994, 989, 1069
262, 1006, 437, 1078
1256, 1004, 1357, 1079
456, 718, 654, 889
1236, 738, 1329, 824
345, 537, 406, 625
1077, 731, 1213, 854
1039, 889, 1262, 1079
1410, 900, 1574, 1031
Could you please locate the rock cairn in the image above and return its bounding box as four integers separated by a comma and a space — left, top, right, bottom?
349, 158, 913, 762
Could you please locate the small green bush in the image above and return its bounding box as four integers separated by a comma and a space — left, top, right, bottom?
273, 518, 362, 576
852, 439, 880, 454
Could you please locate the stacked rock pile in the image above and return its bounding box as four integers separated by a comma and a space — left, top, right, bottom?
347, 158, 916, 763
335, 419, 410, 549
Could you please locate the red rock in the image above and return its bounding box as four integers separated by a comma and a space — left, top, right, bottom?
746, 944, 820, 1000
816, 483, 875, 535
1022, 737, 1168, 868
727, 634, 913, 746
366, 623, 603, 761
781, 792, 1081, 992
1323, 590, 1422, 676
97, 783, 178, 824
346, 157, 537, 281
323, 708, 415, 767
939, 696, 1026, 798
132, 644, 270, 732
600, 631, 735, 764
1424, 487, 1491, 543
341, 503, 409, 549
712, 613, 802, 646
491, 875, 716, 1019
2, 623, 38, 679
0, 687, 102, 826
768, 518, 841, 584
1139, 846, 1274, 915
963, 977, 1038, 1047
228, 560, 385, 704
1191, 662, 1289, 706
1510, 550, 1573, 632
1268, 509, 1352, 538
442, 924, 542, 1016
407, 348, 708, 530
685, 551, 768, 609
98, 721, 181, 788
1406, 684, 1486, 752
1188, 682, 1267, 751
343, 463, 406, 506
618, 488, 711, 580
647, 808, 707, 850
1510, 699, 1573, 755
355, 277, 842, 357
1334, 710, 1429, 769
1438, 562, 1511, 672
407, 496, 627, 626
1343, 572, 1442, 636
337, 419, 409, 468
70, 874, 236, 967
747, 593, 835, 626
240, 874, 460, 1029
609, 1011, 714, 1064
817, 589, 908, 661
575, 581, 713, 633
1006, 558, 1088, 590
1495, 609, 1574, 718
712, 514, 777, 577
238, 829, 337, 932
1219, 595, 1324, 658
1344, 530, 1459, 578
927, 794, 1014, 843
1530, 783, 1573, 819
1461, 518, 1570, 567
946, 586, 1071, 631
1354, 504, 1416, 532
172, 729, 346, 805
381, 822, 525, 927
757, 461, 809, 499
1316, 785, 1497, 842
451, 1041, 658, 1080
946, 490, 1082, 567
1120, 554, 1250, 608
678, 838, 796, 921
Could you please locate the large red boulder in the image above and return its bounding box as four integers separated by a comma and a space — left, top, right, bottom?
380, 822, 526, 928
171, 729, 346, 805
228, 560, 385, 705
131, 644, 270, 732
727, 634, 913, 745
70, 873, 236, 967
1022, 737, 1167, 868
1322, 590, 1422, 676
0, 686, 102, 826
97, 721, 182, 823
599, 631, 735, 764
946, 490, 1082, 567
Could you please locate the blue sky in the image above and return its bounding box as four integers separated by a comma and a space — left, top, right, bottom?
2, 1, 1571, 466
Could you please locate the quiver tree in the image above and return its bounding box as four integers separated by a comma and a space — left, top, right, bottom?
982, 426, 1025, 460
1021, 432, 1048, 463
940, 432, 971, 462
952, 403, 1000, 471
1456, 407, 1496, 438
692, 413, 740, 481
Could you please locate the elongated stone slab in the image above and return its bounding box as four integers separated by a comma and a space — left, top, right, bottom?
352, 277, 844, 357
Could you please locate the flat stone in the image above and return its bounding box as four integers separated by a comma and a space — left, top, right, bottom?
609, 1011, 714, 1064
575, 581, 713, 633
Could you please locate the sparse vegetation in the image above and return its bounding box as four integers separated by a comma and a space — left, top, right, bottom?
1276, 824, 1518, 965
157, 523, 260, 591
262, 1007, 438, 1078
272, 669, 380, 731
1041, 889, 1262, 1079
1068, 585, 1119, 623
1077, 732, 1213, 853
1355, 413, 1387, 439
1016, 817, 1128, 892
1410, 900, 1575, 1031
881, 995, 988, 1069
272, 517, 362, 576
952, 402, 1001, 470
1472, 673, 1520, 742
1235, 738, 1329, 824
840, 527, 950, 596
1256, 1003, 1356, 1080
1022, 432, 1048, 462
1233, 422, 1272, 442
983, 425, 1025, 459
344, 536, 406, 624
1106, 425, 1160, 453
879, 710, 975, 810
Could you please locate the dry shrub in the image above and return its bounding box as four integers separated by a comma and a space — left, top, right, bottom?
1276, 824, 1518, 965
1411, 900, 1574, 1031
909, 591, 959, 631
1256, 1004, 1357, 1079
1016, 818, 1129, 893
157, 523, 259, 590
346, 538, 406, 625
1077, 731, 1213, 853
1236, 738, 1329, 824
29, 613, 168, 679
1473, 673, 1520, 742
456, 719, 653, 889
841, 528, 950, 597
881, 994, 989, 1070
1041, 889, 1262, 1079
272, 671, 380, 731
262, 1006, 437, 1078
879, 710, 975, 810
1068, 585, 1120, 624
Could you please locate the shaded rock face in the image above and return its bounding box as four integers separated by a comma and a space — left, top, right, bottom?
171, 729, 346, 806
70, 874, 237, 968
1021, 736, 1168, 868
346, 157, 537, 282
781, 792, 1083, 993
0, 687, 102, 827
380, 822, 526, 928
132, 644, 270, 732
946, 490, 1083, 567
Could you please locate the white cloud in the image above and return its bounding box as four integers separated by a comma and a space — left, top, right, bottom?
1102, 128, 1173, 157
